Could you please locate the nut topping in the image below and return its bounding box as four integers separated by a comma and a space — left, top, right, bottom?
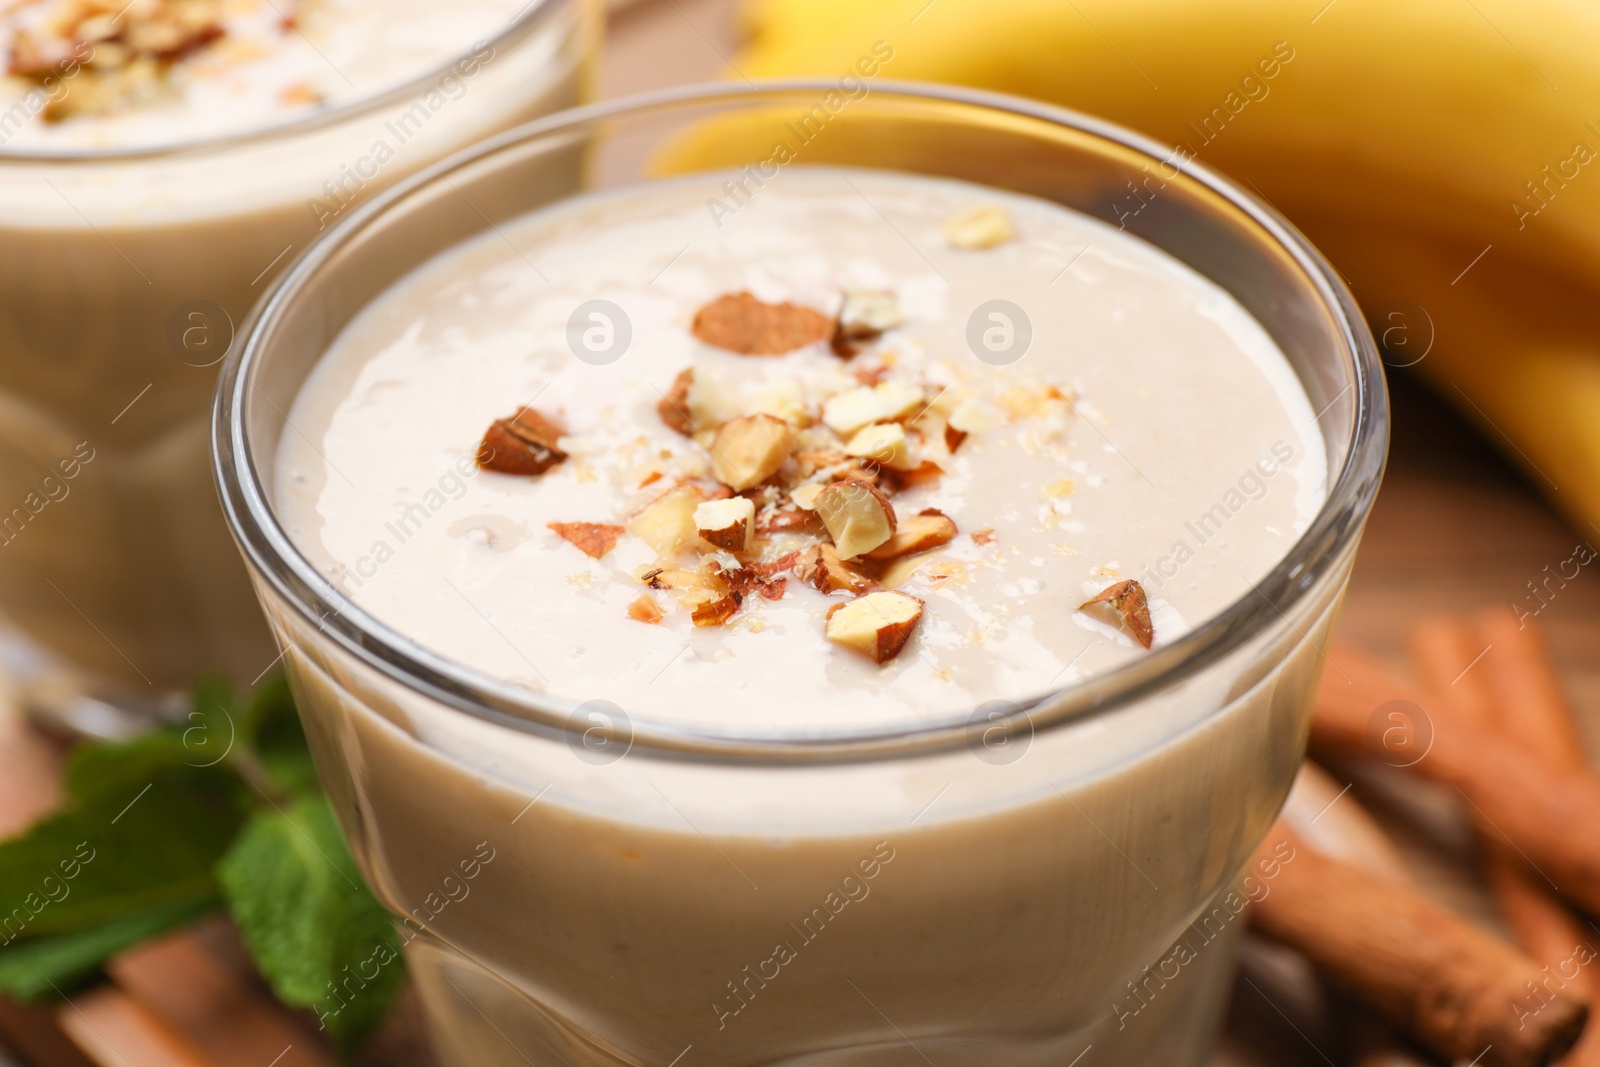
710, 414, 794, 491
843, 422, 916, 471
694, 497, 755, 553
824, 591, 924, 664
692, 292, 834, 355
1080, 579, 1155, 649
691, 591, 743, 627
548, 522, 625, 559
628, 594, 664, 624
793, 543, 877, 596
865, 509, 958, 560
832, 289, 903, 357
628, 485, 705, 557
942, 205, 1016, 250
7, 0, 235, 120
658, 369, 695, 435
813, 479, 897, 560
822, 381, 924, 437
478, 407, 568, 476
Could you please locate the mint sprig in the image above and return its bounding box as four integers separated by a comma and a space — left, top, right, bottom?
0, 675, 403, 1056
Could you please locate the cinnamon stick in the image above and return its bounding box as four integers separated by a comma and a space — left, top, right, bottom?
1468, 616, 1600, 1067
1313, 643, 1600, 917
1250, 823, 1588, 1067
1475, 611, 1589, 773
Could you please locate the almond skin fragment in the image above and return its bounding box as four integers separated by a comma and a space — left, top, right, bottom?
793, 543, 877, 595
711, 414, 794, 491
548, 522, 625, 559
1080, 579, 1154, 649
723, 560, 788, 602
692, 592, 743, 627
865, 509, 958, 560
814, 479, 897, 560
694, 497, 755, 553
658, 369, 695, 435
628, 594, 664, 624
692, 292, 834, 355
825, 591, 924, 664
944, 423, 968, 453
478, 407, 567, 475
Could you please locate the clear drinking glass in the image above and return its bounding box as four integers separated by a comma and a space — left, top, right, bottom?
215, 82, 1387, 1067
0, 0, 596, 722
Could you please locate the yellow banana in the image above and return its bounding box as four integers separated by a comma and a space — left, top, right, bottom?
666, 0, 1600, 532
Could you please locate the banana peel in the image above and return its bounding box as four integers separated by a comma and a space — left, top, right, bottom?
667, 0, 1600, 533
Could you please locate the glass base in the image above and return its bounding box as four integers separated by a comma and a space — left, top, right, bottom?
405, 900, 1240, 1067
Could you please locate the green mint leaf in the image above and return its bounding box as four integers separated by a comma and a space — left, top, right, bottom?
243, 675, 320, 797
1, 735, 249, 942
217, 797, 403, 1056
0, 893, 218, 1000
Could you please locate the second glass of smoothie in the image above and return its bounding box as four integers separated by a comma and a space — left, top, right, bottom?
216, 84, 1387, 1066
0, 0, 596, 714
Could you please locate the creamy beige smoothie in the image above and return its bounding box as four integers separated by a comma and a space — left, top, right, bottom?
0, 0, 594, 702
262, 166, 1341, 1065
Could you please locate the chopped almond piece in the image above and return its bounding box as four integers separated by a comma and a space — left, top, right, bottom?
790, 482, 826, 510
1080, 579, 1154, 649
793, 543, 877, 595
746, 378, 809, 425
971, 528, 997, 545
628, 485, 705, 557
548, 522, 625, 559
832, 289, 902, 356
844, 422, 917, 471
628, 594, 664, 624
824, 591, 924, 664
658, 369, 695, 435
878, 553, 936, 589
814, 480, 897, 560
640, 560, 744, 625
660, 367, 745, 437
711, 414, 794, 491
692, 592, 743, 627
695, 497, 755, 552
882, 460, 944, 492
478, 406, 567, 475
822, 381, 924, 436
866, 509, 958, 560
944, 423, 968, 453
943, 205, 1015, 249
822, 388, 884, 437
947, 396, 1005, 434
692, 292, 834, 355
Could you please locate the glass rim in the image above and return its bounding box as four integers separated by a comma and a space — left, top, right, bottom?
0, 0, 571, 163
213, 79, 1389, 765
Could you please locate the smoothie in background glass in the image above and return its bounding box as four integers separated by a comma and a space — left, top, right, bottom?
0, 0, 596, 718
215, 86, 1387, 1067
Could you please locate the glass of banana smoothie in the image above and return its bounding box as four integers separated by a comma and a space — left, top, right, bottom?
216, 83, 1386, 1066
0, 0, 595, 713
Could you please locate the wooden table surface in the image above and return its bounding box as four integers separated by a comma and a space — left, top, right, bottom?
5, 4, 1598, 1065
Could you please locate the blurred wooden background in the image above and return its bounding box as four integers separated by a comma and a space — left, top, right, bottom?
3, 1, 1597, 1064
